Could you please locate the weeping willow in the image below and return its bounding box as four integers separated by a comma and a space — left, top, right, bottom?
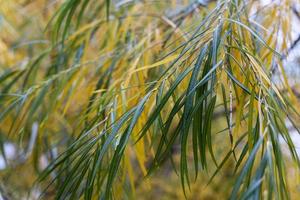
0, 0, 300, 199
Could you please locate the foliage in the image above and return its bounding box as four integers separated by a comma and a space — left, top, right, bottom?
0, 0, 300, 199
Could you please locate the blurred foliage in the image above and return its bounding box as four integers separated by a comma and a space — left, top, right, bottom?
0, 0, 300, 199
